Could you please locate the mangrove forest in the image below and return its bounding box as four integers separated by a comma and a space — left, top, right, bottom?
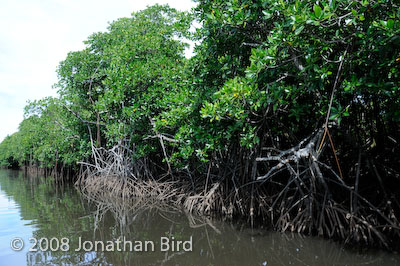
1, 0, 400, 250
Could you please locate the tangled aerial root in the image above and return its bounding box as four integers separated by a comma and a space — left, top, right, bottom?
76, 132, 400, 248
253, 128, 400, 248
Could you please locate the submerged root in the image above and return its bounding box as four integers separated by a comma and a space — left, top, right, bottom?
184, 183, 223, 215
76, 140, 187, 202
79, 177, 222, 237
77, 132, 400, 248
252, 128, 400, 248
80, 174, 184, 201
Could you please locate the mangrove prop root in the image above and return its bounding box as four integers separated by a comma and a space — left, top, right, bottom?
254, 128, 400, 248
76, 131, 400, 248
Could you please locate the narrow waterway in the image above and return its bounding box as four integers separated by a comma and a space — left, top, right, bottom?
0, 169, 399, 266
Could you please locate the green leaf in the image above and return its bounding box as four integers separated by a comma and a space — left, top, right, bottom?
329, 113, 338, 120
330, 0, 336, 9
314, 4, 322, 18
262, 10, 272, 19
387, 19, 394, 29
295, 25, 305, 35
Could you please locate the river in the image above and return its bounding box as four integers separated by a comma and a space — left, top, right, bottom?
0, 169, 399, 266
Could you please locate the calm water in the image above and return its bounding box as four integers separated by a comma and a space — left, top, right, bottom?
0, 169, 399, 266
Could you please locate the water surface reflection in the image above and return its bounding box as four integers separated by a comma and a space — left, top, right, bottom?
0, 170, 399, 265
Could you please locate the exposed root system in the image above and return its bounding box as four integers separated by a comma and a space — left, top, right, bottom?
77, 130, 400, 249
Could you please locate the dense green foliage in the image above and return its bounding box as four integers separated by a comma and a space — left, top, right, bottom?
1, 0, 399, 177
0, 5, 192, 169
192, 0, 400, 155
1, 1, 400, 245
0, 0, 398, 179
0, 97, 90, 168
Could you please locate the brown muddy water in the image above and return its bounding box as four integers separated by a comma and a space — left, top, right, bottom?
0, 169, 399, 266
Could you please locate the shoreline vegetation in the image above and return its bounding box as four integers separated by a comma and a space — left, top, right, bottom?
1, 1, 400, 250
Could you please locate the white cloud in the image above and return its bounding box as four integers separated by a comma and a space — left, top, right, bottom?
0, 0, 196, 142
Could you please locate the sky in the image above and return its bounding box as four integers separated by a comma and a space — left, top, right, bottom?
0, 0, 196, 142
